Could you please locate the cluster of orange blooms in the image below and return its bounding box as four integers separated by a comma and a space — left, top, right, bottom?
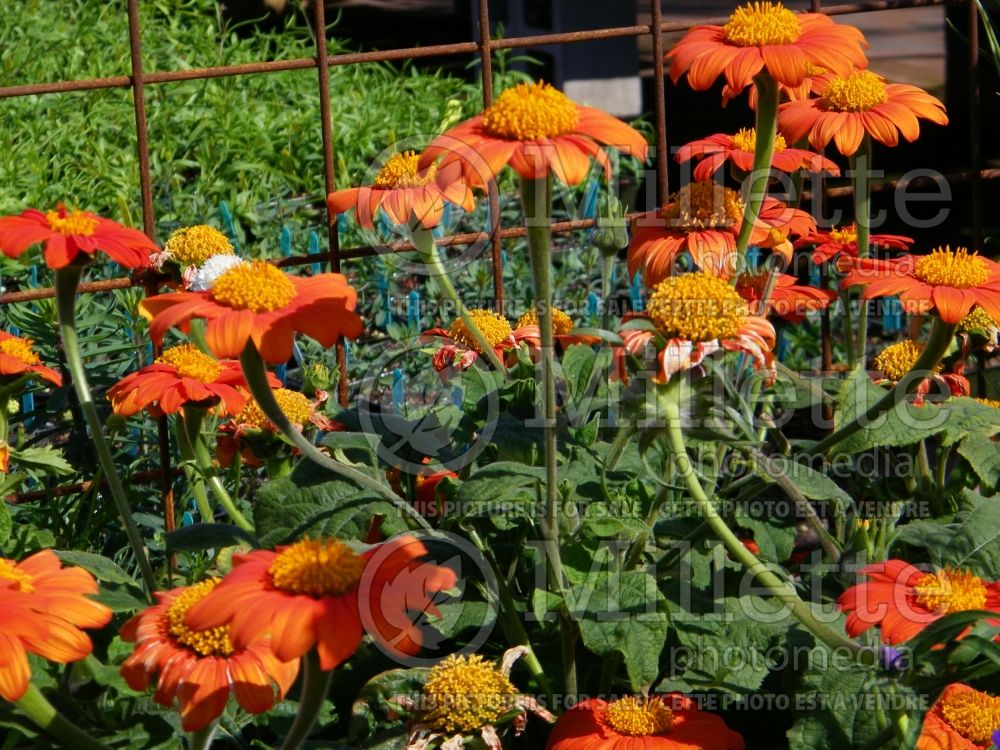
0, 2, 999, 748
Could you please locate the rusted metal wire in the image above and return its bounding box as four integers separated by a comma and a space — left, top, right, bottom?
0, 0, 983, 505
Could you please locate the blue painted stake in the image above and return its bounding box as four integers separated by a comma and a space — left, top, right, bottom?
219, 202, 239, 249
777, 329, 789, 360
586, 291, 600, 324
747, 246, 761, 270
337, 214, 347, 234
882, 296, 903, 334
342, 340, 351, 367
580, 178, 599, 219
280, 226, 293, 258
452, 386, 463, 407
29, 265, 38, 287
809, 262, 822, 289
610, 264, 618, 289
408, 290, 421, 328
630, 272, 644, 313
391, 369, 405, 413
308, 231, 322, 275
377, 264, 392, 326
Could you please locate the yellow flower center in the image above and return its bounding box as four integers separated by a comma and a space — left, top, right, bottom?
603, 697, 674, 737
164, 225, 234, 267
913, 569, 988, 615
210, 260, 297, 313
731, 127, 787, 153
872, 340, 939, 382
46, 209, 98, 236
977, 398, 1000, 409
481, 81, 580, 141
805, 61, 828, 76
0, 336, 40, 366
722, 2, 801, 46
421, 654, 518, 733
647, 272, 748, 342
820, 71, 888, 112
374, 151, 436, 189
267, 538, 365, 597
664, 182, 745, 231
236, 388, 313, 430
156, 344, 223, 384
913, 247, 991, 289
960, 306, 999, 333
939, 688, 1000, 744
165, 578, 234, 657
829, 225, 858, 244
515, 307, 574, 336
447, 309, 513, 353
0, 559, 34, 592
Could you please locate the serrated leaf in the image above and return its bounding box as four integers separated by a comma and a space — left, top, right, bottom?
9, 445, 74, 476
55, 550, 137, 585
575, 570, 668, 691
957, 436, 1000, 492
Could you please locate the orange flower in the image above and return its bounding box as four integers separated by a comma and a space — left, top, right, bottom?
423, 308, 516, 371
667, 1, 867, 95
622, 273, 776, 382
918, 683, 1000, 750
184, 536, 458, 670
676, 128, 838, 181
139, 259, 362, 363
778, 70, 947, 155
0, 331, 62, 387
795, 224, 912, 264
107, 344, 278, 418
509, 307, 600, 356
328, 152, 474, 230
0, 205, 157, 269
837, 559, 1000, 645
0, 550, 112, 701
419, 81, 648, 186
120, 579, 299, 732
216, 387, 334, 467
723, 61, 836, 107
736, 272, 835, 321
841, 246, 1000, 325
627, 182, 814, 284
546, 695, 745, 750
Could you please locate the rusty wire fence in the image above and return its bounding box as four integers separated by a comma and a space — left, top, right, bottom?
0, 0, 989, 521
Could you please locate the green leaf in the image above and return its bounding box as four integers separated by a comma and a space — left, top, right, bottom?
55, 550, 137, 585
455, 462, 545, 504
575, 570, 669, 691
787, 664, 884, 750
9, 445, 74, 476
0, 500, 10, 547
957, 436, 1000, 491
165, 523, 261, 554
891, 490, 1000, 577
254, 475, 404, 547
348, 668, 428, 747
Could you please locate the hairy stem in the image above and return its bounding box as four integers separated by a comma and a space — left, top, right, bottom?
183, 407, 253, 531
15, 684, 111, 750
809, 318, 956, 455
55, 266, 156, 595
521, 174, 574, 694
662, 383, 875, 662
174, 414, 215, 523
733, 73, 780, 271
238, 343, 430, 529
850, 135, 873, 369
411, 227, 510, 376
278, 650, 333, 750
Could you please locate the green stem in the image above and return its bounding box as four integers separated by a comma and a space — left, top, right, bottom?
278, 650, 333, 750
187, 722, 218, 750
174, 415, 215, 523
850, 135, 873, 369
411, 228, 510, 376
237, 343, 430, 529
601, 251, 616, 330
809, 318, 956, 455
733, 73, 780, 272
183, 408, 253, 532
520, 175, 574, 695
14, 684, 111, 750
842, 290, 856, 365
54, 266, 156, 595
661, 383, 875, 662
